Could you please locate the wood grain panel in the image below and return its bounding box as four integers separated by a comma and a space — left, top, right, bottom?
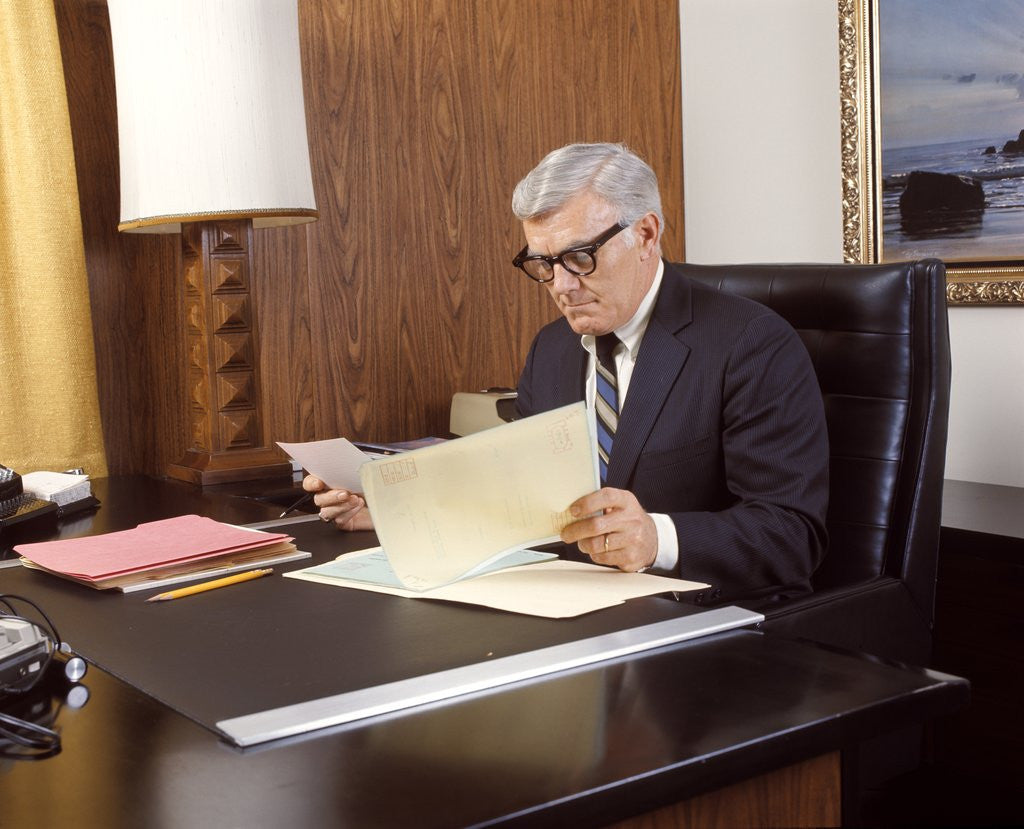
610, 752, 841, 828
55, 0, 682, 474
252, 224, 315, 443
54, 0, 184, 476
299, 0, 683, 444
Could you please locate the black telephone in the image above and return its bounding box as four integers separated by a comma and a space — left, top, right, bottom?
0, 466, 58, 531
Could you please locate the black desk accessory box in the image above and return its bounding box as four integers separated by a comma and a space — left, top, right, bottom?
0, 465, 58, 531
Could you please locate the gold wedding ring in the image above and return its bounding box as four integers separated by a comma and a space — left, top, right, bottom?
604, 533, 609, 554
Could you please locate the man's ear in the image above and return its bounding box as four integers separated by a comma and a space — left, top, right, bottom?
636, 212, 660, 260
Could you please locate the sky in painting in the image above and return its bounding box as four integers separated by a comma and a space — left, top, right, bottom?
880, 0, 1024, 148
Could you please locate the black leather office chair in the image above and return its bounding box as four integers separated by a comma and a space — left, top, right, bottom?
681, 260, 951, 666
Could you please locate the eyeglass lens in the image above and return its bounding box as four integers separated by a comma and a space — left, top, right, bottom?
520, 250, 596, 281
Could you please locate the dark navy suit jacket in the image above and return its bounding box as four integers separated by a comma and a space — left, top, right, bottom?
516, 261, 829, 603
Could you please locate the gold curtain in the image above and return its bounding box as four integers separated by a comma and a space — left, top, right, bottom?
0, 0, 107, 475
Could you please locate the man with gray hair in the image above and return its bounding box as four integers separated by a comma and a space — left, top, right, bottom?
511, 142, 828, 604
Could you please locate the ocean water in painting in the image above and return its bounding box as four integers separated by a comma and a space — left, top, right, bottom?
882, 136, 1024, 262
878, 0, 1024, 262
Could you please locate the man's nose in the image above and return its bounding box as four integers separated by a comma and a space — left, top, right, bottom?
550, 262, 581, 292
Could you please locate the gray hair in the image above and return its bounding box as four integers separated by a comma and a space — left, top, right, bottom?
511, 143, 664, 229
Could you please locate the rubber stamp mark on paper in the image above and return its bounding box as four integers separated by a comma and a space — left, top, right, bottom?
379, 458, 418, 485
547, 419, 573, 454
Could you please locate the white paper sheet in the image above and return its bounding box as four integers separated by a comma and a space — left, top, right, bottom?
286, 554, 708, 618
360, 402, 599, 590
291, 545, 556, 589
276, 437, 370, 491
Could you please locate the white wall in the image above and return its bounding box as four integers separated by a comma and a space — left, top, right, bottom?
679, 0, 1024, 487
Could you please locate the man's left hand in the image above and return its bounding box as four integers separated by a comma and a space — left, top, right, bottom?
560, 487, 658, 572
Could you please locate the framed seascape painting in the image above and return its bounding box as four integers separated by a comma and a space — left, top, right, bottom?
840, 0, 1024, 303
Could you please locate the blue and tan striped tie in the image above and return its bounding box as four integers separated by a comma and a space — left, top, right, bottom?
595, 333, 619, 485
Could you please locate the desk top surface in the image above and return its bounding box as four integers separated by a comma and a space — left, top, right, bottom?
2, 627, 965, 828
0, 476, 968, 827
942, 478, 1024, 566
942, 478, 1024, 540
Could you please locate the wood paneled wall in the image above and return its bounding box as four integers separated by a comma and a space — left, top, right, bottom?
54, 0, 683, 477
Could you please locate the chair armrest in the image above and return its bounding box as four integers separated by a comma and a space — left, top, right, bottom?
740, 577, 933, 665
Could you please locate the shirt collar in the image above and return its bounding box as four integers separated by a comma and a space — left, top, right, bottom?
582, 258, 664, 360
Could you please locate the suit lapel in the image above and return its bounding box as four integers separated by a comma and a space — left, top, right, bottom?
606, 265, 693, 488
558, 330, 587, 407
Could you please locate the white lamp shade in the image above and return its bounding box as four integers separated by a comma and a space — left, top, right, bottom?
107, 0, 317, 233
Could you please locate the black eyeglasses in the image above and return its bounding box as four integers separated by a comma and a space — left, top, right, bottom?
512, 221, 628, 283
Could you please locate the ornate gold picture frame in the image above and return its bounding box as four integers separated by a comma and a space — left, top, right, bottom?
839, 0, 1024, 304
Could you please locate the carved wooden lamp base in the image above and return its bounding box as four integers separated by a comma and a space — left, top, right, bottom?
167, 219, 292, 487
167, 447, 292, 486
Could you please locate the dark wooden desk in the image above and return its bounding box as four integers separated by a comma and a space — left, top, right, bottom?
933, 478, 1024, 790
0, 477, 968, 827
941, 477, 1024, 556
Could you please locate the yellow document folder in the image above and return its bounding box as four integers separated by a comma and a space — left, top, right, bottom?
361, 402, 598, 591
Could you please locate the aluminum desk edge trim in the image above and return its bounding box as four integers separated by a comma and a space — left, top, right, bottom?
217, 605, 764, 746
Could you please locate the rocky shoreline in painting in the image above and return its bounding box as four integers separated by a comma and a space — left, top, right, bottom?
882, 128, 1024, 258
895, 127, 1024, 232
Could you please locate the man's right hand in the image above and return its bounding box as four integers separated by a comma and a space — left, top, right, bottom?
302, 475, 375, 531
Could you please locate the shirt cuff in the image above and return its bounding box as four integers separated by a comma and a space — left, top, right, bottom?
651, 512, 679, 572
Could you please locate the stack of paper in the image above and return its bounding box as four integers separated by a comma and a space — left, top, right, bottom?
288, 549, 708, 618
282, 403, 709, 617
360, 401, 599, 590
22, 471, 92, 507
14, 514, 309, 592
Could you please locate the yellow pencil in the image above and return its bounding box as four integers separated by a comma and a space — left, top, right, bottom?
146, 568, 273, 602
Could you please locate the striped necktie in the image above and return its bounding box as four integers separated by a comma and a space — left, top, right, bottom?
594, 333, 619, 485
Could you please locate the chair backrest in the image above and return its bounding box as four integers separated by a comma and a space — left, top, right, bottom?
679, 260, 951, 624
